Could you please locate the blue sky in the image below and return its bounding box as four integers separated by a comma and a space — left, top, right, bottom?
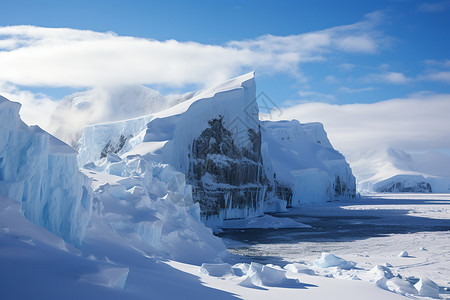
1, 0, 449, 104
1, 0, 449, 154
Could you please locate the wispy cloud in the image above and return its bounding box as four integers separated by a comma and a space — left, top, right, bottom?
337, 63, 356, 71
271, 93, 450, 154
422, 71, 450, 83
0, 12, 388, 89
418, 1, 450, 12
365, 71, 412, 84
338, 86, 375, 93
424, 59, 450, 68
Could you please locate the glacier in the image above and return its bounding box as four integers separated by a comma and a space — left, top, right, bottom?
0, 95, 92, 243
77, 72, 356, 228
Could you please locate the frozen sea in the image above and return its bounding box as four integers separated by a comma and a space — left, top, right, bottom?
219, 193, 450, 295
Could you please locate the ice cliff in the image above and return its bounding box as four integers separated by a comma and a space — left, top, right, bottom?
262, 120, 356, 208
0, 95, 92, 243
78, 73, 356, 227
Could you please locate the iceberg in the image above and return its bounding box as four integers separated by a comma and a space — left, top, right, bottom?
0, 95, 92, 243
77, 73, 356, 228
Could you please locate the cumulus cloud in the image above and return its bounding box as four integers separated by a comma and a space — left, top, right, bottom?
269, 93, 450, 155
0, 12, 387, 89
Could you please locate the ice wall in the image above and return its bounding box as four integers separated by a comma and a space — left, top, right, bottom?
0, 96, 92, 243
262, 120, 356, 206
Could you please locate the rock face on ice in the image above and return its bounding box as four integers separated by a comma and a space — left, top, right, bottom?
188, 117, 267, 225
0, 96, 92, 243
77, 73, 356, 227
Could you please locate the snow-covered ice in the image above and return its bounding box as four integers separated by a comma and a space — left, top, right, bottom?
415, 277, 440, 298
313, 253, 356, 269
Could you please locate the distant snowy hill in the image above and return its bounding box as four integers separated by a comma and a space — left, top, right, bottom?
348, 147, 450, 193
48, 85, 191, 148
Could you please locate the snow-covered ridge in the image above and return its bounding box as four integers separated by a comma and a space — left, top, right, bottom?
0, 95, 92, 243
78, 73, 356, 227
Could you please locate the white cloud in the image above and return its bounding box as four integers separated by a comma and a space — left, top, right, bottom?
338, 63, 356, 71
271, 93, 450, 155
325, 75, 339, 84
339, 86, 374, 93
0, 13, 387, 89
0, 81, 57, 130
424, 59, 450, 68
296, 90, 336, 103
423, 71, 450, 83
366, 71, 411, 84
418, 1, 450, 12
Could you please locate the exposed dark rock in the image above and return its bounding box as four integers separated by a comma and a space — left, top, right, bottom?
332, 175, 355, 199
188, 117, 267, 221
378, 181, 432, 193
273, 179, 293, 207
100, 134, 132, 159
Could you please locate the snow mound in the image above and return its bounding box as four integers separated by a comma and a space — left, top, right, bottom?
398, 251, 409, 257
414, 277, 440, 298
232, 263, 250, 276
313, 253, 356, 270
369, 265, 394, 280
0, 96, 92, 243
200, 263, 234, 277
284, 263, 316, 275
376, 277, 418, 296
220, 214, 311, 229
244, 262, 298, 287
